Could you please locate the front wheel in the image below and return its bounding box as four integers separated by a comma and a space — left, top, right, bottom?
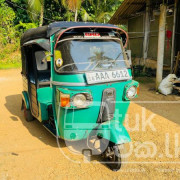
103, 143, 125, 171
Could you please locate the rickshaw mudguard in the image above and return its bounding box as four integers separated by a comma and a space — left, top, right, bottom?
37, 87, 53, 121
96, 120, 131, 145
22, 91, 30, 110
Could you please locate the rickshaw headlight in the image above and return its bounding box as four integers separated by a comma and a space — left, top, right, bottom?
72, 94, 88, 108
126, 86, 137, 99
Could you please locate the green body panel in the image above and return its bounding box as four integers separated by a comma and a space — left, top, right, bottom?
53, 80, 136, 141
97, 120, 131, 144
22, 91, 30, 109
37, 87, 52, 121
57, 87, 92, 96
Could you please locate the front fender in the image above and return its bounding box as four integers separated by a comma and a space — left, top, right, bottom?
96, 120, 131, 145
22, 91, 30, 110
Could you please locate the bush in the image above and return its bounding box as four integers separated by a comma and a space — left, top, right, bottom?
0, 0, 16, 47
0, 1, 38, 69
0, 44, 21, 69
15, 21, 38, 37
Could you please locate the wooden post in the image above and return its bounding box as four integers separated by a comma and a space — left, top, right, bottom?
143, 0, 150, 62
171, 0, 177, 72
156, 4, 167, 90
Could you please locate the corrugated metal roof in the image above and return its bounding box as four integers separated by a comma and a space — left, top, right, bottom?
109, 0, 175, 25
109, 0, 146, 25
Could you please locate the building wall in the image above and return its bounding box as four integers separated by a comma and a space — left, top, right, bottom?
128, 15, 144, 58
148, 15, 173, 66
175, 0, 180, 57
128, 13, 174, 66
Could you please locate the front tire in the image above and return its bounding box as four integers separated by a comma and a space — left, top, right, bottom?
103, 143, 125, 171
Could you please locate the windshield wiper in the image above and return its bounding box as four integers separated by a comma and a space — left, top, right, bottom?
111, 51, 124, 64
91, 58, 114, 71
90, 52, 125, 71
85, 61, 95, 71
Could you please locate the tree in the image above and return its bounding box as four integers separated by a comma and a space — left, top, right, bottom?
43, 0, 65, 24
80, 7, 93, 22
26, 0, 124, 24
5, 0, 31, 25
61, 0, 82, 22
82, 0, 124, 23
27, 0, 44, 26
0, 0, 16, 46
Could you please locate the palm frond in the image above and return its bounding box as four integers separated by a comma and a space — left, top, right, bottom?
27, 0, 42, 20
80, 8, 93, 22
96, 11, 113, 23
61, 0, 82, 12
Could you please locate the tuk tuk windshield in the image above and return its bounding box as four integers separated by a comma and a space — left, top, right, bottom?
55, 38, 130, 73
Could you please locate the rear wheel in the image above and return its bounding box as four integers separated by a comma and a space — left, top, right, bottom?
23, 101, 34, 122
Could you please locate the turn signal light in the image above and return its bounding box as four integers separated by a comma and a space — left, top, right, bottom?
60, 93, 70, 107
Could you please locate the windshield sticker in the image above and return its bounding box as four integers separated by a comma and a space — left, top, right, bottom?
56, 59, 63, 68
55, 50, 63, 68
84, 32, 101, 38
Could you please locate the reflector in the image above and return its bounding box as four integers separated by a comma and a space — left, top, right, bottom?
137, 85, 140, 95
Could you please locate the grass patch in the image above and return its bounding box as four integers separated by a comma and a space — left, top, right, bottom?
0, 62, 21, 69
0, 44, 21, 69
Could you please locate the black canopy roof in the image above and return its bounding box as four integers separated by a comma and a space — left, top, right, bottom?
21, 21, 118, 45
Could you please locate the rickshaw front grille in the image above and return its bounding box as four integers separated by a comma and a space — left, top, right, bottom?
97, 88, 116, 123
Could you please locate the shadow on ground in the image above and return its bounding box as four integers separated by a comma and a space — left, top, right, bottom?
4, 94, 64, 148
4, 94, 109, 168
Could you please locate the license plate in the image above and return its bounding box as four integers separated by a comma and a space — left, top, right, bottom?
85, 69, 131, 84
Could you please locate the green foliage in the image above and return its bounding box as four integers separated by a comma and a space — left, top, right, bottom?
0, 0, 37, 68
0, 0, 125, 69
82, 0, 124, 23
118, 24, 128, 31
0, 44, 18, 59
0, 44, 21, 69
0, 53, 21, 69
15, 21, 38, 37
44, 0, 65, 24
27, 0, 44, 25
61, 0, 82, 12
0, 0, 16, 46
80, 7, 93, 22
63, 10, 75, 21
12, 0, 32, 24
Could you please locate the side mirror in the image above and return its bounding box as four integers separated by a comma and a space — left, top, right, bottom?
35, 51, 49, 71
126, 50, 132, 66
41, 53, 51, 64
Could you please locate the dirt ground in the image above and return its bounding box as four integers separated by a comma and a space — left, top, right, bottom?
0, 69, 180, 180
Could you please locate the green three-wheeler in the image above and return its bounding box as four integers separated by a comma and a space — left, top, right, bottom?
21, 22, 139, 171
